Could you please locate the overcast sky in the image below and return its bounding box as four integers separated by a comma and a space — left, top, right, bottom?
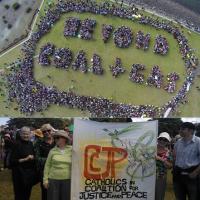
182, 118, 200, 123
0, 118, 10, 126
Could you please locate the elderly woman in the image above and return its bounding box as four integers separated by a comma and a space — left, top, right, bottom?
43, 130, 72, 200
155, 132, 173, 200
10, 126, 37, 200
34, 124, 55, 200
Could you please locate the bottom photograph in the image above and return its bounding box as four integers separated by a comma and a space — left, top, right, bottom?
0, 118, 200, 200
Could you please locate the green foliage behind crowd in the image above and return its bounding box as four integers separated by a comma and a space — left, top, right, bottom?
6, 118, 73, 130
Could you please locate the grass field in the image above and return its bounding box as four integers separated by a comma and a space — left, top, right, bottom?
0, 0, 200, 117
34, 12, 185, 106
0, 168, 176, 200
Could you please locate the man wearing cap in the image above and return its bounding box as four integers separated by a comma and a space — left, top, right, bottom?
156, 132, 173, 200
34, 124, 55, 200
173, 122, 200, 200
43, 130, 72, 200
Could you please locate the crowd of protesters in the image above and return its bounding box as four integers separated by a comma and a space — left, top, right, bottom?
113, 26, 133, 48
0, 123, 72, 200
72, 50, 88, 73
164, 72, 180, 93
39, 43, 55, 66
79, 18, 96, 40
109, 57, 125, 78
64, 17, 80, 37
129, 64, 145, 84
39, 44, 73, 69
154, 35, 169, 55
38, 42, 181, 93
53, 48, 73, 69
102, 24, 113, 43
91, 53, 104, 75
146, 65, 164, 88
136, 31, 151, 50
6, 0, 198, 117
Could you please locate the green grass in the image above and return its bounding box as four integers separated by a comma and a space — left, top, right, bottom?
34, 12, 185, 107
0, 0, 200, 117
0, 168, 175, 200
0, 46, 22, 68
0, 169, 40, 200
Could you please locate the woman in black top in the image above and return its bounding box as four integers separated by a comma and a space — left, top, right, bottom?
34, 124, 55, 200
10, 126, 37, 200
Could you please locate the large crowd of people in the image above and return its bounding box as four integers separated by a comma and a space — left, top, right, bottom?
39, 43, 55, 66
129, 64, 145, 84
64, 17, 80, 37
164, 72, 180, 93
6, 0, 198, 117
72, 50, 88, 73
109, 57, 125, 78
91, 53, 103, 75
146, 65, 164, 88
39, 44, 73, 69
53, 48, 73, 69
102, 24, 113, 43
154, 35, 169, 55
113, 26, 133, 48
37, 42, 181, 94
136, 31, 151, 50
79, 18, 96, 40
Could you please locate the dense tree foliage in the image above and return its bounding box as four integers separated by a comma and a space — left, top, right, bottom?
7, 118, 73, 130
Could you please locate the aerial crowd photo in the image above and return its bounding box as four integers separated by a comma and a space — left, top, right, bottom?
0, 0, 200, 199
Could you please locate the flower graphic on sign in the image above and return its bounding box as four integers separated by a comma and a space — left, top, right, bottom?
103, 124, 156, 181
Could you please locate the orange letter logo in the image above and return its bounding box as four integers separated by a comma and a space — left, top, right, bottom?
84, 145, 127, 179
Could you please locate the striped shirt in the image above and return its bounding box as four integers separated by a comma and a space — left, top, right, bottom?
174, 135, 200, 169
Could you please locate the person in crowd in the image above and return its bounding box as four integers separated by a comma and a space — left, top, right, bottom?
34, 124, 55, 200
10, 126, 37, 200
155, 132, 173, 200
3, 133, 14, 169
7, 0, 198, 118
43, 130, 72, 200
33, 128, 44, 145
173, 122, 200, 200
0, 132, 5, 171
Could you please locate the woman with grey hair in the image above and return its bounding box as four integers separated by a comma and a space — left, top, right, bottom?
10, 126, 37, 200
